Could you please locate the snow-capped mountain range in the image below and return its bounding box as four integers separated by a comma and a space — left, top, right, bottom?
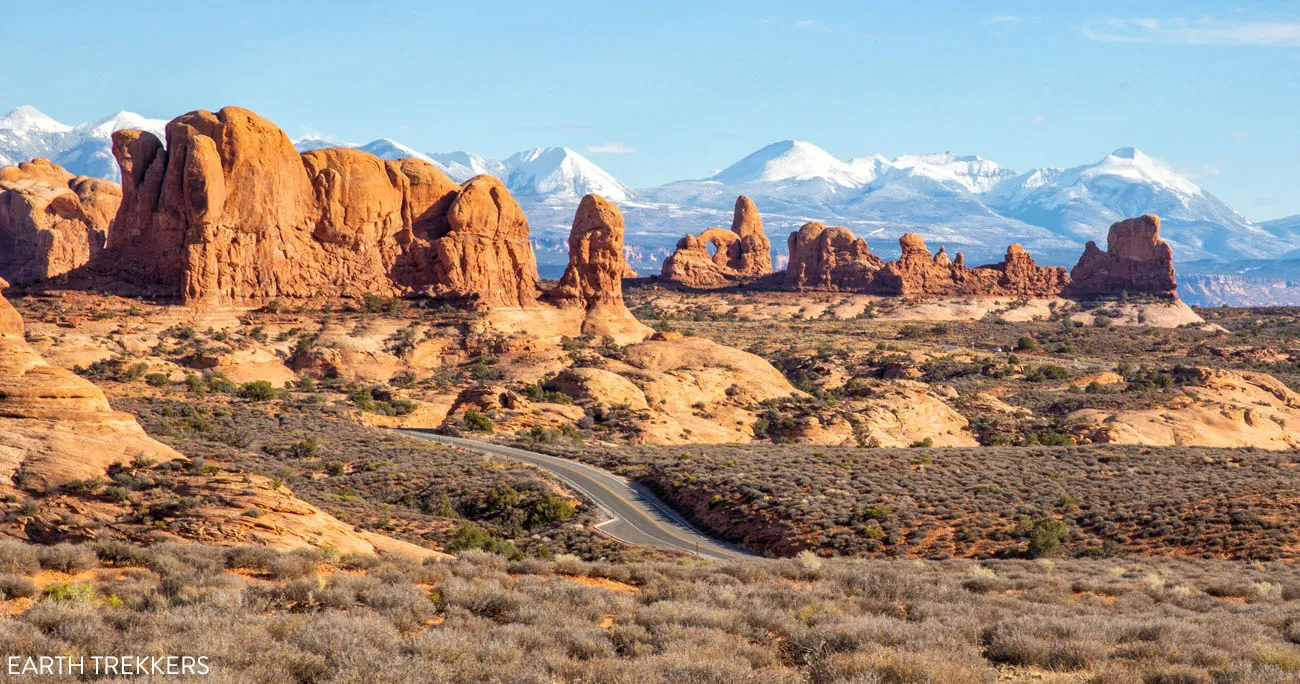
0, 106, 166, 182
4, 106, 1299, 282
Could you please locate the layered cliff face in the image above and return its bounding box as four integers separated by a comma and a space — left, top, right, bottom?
660, 196, 773, 288
1067, 214, 1178, 299
783, 222, 884, 290
101, 106, 540, 307
0, 159, 120, 284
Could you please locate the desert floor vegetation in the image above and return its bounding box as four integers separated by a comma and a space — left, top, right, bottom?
528, 441, 1300, 561
0, 542, 1298, 683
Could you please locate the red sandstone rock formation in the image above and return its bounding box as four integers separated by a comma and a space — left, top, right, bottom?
0, 159, 120, 284
783, 222, 884, 290
548, 194, 650, 339
426, 175, 539, 307
782, 225, 1068, 297
1067, 214, 1178, 299
660, 196, 773, 288
874, 234, 1069, 297
101, 106, 540, 306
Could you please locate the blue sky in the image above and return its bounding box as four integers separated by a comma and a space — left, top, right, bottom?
8, 1, 1300, 219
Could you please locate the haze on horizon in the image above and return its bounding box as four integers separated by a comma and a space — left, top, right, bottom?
5, 0, 1299, 221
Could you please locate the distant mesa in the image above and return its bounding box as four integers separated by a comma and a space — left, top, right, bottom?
660, 195, 774, 288
784, 228, 1070, 298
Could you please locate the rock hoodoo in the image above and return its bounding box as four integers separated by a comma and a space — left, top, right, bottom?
783, 222, 885, 290
425, 174, 540, 307
1067, 214, 1178, 299
660, 195, 773, 288
99, 106, 541, 306
547, 193, 650, 339
0, 159, 120, 284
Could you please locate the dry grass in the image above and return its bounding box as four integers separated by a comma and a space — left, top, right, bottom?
0, 543, 1297, 682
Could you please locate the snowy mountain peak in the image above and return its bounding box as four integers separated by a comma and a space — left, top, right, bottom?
503, 146, 633, 201
357, 138, 435, 165
888, 152, 1015, 194
1086, 147, 1202, 197
713, 140, 870, 187
428, 151, 507, 184
75, 111, 166, 139
0, 105, 71, 133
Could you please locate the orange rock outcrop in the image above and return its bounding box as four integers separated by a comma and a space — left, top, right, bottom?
1067, 214, 1177, 299
660, 196, 773, 288
0, 278, 440, 556
0, 159, 120, 284
783, 222, 884, 290
781, 225, 1068, 297
546, 193, 650, 339
100, 106, 539, 306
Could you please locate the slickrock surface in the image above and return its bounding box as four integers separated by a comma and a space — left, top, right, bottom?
0, 279, 439, 556
1070, 367, 1300, 450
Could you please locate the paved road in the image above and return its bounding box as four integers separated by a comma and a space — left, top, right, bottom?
395, 430, 757, 561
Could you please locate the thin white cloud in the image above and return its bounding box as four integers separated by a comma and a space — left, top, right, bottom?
1232, 131, 1249, 140
794, 19, 819, 29
586, 142, 635, 154
1080, 17, 1300, 46
1029, 114, 1046, 125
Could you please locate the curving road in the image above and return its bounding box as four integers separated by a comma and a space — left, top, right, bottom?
394, 430, 757, 561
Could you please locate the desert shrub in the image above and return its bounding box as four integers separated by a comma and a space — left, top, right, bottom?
239, 380, 280, 402
0, 541, 40, 574
0, 574, 38, 599
37, 544, 97, 573
145, 372, 171, 387
446, 522, 522, 560
1027, 518, 1069, 558
464, 410, 494, 433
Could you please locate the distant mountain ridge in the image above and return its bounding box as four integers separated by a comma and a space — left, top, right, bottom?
5, 105, 1298, 280
0, 106, 166, 182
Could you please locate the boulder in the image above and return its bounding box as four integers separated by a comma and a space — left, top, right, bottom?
0, 159, 120, 284
1067, 214, 1178, 299
660, 195, 773, 288
545, 367, 649, 410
